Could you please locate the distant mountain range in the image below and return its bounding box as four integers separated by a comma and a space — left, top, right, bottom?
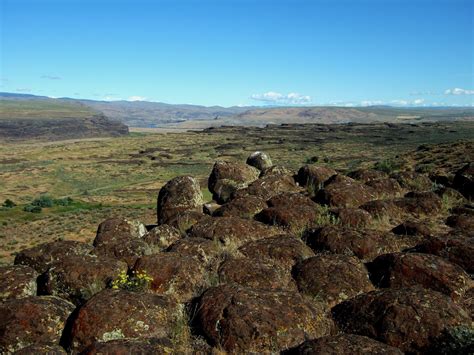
1, 92, 473, 137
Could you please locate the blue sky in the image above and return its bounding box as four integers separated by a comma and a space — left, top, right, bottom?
1, 0, 472, 107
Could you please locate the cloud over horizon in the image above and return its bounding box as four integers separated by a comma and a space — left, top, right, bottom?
444, 88, 474, 95
128, 96, 147, 101
251, 91, 312, 105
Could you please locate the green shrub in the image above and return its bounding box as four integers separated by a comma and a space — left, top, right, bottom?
23, 205, 42, 213
2, 199, 16, 208
31, 195, 54, 208
305, 156, 319, 164
53, 197, 74, 206
374, 159, 400, 174
430, 325, 474, 354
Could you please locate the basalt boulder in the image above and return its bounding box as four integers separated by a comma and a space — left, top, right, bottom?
390, 170, 433, 191
296, 165, 337, 189
157, 175, 204, 224
213, 195, 267, 219
234, 173, 300, 200
330, 208, 372, 228
348, 168, 388, 183
167, 237, 221, 266
368, 252, 473, 301
453, 162, 474, 199
93, 218, 147, 247
246, 151, 273, 171
314, 175, 376, 208
0, 296, 75, 353
0, 265, 38, 301
142, 224, 182, 251
195, 285, 334, 353
331, 287, 472, 353
293, 254, 374, 307
81, 338, 174, 355
14, 240, 93, 274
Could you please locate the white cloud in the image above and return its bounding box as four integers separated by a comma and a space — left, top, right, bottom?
251, 91, 312, 105
360, 100, 384, 106
444, 88, 474, 95
413, 99, 425, 105
15, 88, 31, 92
128, 95, 147, 101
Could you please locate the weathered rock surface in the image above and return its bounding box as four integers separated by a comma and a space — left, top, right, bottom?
348, 168, 388, 183
255, 205, 317, 233
305, 226, 419, 262
365, 177, 403, 198
13, 343, 67, 354
332, 287, 472, 353
392, 220, 432, 237
196, 285, 334, 353
69, 289, 180, 352
41, 254, 128, 305
293, 254, 374, 307
218, 257, 296, 290
157, 175, 204, 224
391, 170, 432, 191
0, 265, 38, 301
93, 218, 147, 247
142, 224, 182, 251
14, 240, 93, 274
234, 173, 300, 200
296, 165, 336, 188
246, 151, 273, 171
0, 296, 75, 353
164, 210, 211, 234
208, 161, 260, 203
213, 195, 267, 219
395, 191, 442, 216
189, 216, 278, 247
453, 162, 474, 199
446, 213, 474, 231
239, 235, 314, 269
285, 334, 403, 355
330, 207, 372, 228
314, 175, 376, 208
368, 252, 473, 301
80, 338, 174, 354
167, 237, 221, 265
133, 253, 207, 301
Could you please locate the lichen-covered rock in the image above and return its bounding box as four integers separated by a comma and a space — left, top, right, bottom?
446, 213, 474, 231
293, 255, 374, 307
392, 220, 433, 237
260, 165, 293, 178
365, 178, 403, 198
196, 285, 334, 353
81, 338, 174, 354
14, 240, 93, 274
453, 162, 474, 199
41, 254, 128, 305
331, 287, 472, 353
415, 232, 474, 274
305, 226, 420, 262
0, 296, 75, 353
296, 165, 336, 188
394, 191, 442, 216
246, 151, 273, 171
157, 175, 204, 224
285, 334, 403, 355
164, 210, 211, 234
268, 192, 317, 209
93, 218, 147, 247
314, 175, 376, 208
133, 253, 207, 302
208, 161, 260, 203
213, 195, 267, 219
189, 216, 278, 248
142, 224, 182, 251
13, 343, 67, 354
234, 173, 300, 200
360, 199, 404, 223
239, 235, 314, 270
167, 237, 221, 265
218, 257, 296, 290
94, 238, 152, 268
0, 265, 38, 301
368, 252, 473, 301
69, 289, 181, 352
255, 206, 318, 233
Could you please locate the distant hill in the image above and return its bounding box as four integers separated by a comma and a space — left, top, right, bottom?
1, 93, 473, 132
0, 94, 128, 140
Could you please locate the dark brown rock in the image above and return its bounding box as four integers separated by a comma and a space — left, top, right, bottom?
0, 265, 38, 301
234, 173, 300, 200
14, 240, 93, 274
239, 235, 314, 269
208, 161, 260, 203
285, 334, 403, 355
330, 207, 373, 228
392, 220, 432, 237
157, 175, 204, 224
446, 213, 474, 231
314, 176, 376, 208
93, 218, 147, 247
453, 162, 474, 199
296, 165, 337, 188
246, 151, 273, 171
305, 226, 420, 262
13, 343, 67, 354
41, 254, 128, 305
391, 170, 433, 191
81, 338, 174, 354
260, 165, 294, 178
167, 237, 221, 265
70, 289, 181, 352
348, 168, 388, 183
218, 257, 296, 290
267, 192, 317, 209
142, 224, 181, 251
365, 178, 403, 198
0, 296, 75, 353
213, 195, 267, 219
368, 252, 473, 301
94, 238, 152, 268
415, 233, 474, 274
164, 210, 211, 234
360, 199, 404, 222
394, 191, 442, 216
331, 287, 472, 353
196, 285, 334, 353
255, 205, 317, 234
189, 216, 278, 248
293, 255, 374, 307
133, 253, 207, 301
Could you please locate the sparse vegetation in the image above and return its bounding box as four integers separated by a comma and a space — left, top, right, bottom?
110, 270, 153, 292
2, 199, 16, 208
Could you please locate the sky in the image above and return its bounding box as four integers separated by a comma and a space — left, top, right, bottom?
0, 0, 472, 107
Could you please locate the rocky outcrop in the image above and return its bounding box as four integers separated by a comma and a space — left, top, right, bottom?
0, 265, 38, 301
246, 151, 273, 171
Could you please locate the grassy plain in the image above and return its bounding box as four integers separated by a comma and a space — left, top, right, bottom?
0, 121, 473, 264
